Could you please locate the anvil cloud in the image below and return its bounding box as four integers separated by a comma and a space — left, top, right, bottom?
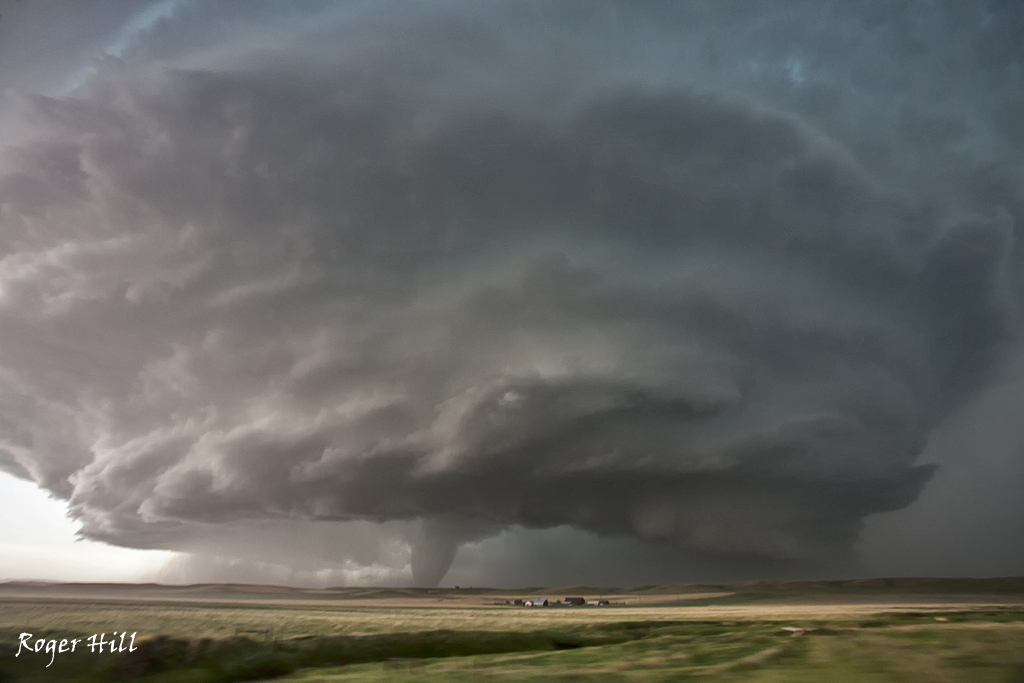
0, 1, 1021, 586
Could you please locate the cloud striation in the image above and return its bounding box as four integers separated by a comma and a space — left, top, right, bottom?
0, 1, 1021, 586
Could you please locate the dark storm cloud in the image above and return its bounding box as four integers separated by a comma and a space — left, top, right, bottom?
0, 1, 1021, 585
0, 0, 169, 95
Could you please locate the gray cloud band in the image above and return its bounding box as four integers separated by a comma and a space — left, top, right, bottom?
0, 1, 1020, 585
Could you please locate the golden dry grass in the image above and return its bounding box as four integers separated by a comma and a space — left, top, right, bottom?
1, 578, 1022, 682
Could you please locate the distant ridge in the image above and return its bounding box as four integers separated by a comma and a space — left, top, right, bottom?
727, 577, 1024, 593
2, 576, 1022, 600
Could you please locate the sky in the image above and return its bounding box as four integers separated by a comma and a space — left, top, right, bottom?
0, 0, 1022, 588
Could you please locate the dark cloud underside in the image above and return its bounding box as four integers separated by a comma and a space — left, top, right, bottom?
0, 0, 1021, 585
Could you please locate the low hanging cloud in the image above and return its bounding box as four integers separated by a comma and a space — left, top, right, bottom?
1, 1, 1022, 586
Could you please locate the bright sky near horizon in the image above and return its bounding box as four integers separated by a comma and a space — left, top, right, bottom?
0, 471, 174, 582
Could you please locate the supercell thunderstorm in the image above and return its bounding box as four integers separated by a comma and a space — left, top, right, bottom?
0, 1, 1022, 585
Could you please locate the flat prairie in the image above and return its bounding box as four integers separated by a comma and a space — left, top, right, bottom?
1, 578, 1022, 682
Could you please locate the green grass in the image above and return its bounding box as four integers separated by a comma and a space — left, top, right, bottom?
274, 620, 1024, 682
1, 581, 1022, 682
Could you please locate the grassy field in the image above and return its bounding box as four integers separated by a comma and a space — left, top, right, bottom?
1, 579, 1022, 682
